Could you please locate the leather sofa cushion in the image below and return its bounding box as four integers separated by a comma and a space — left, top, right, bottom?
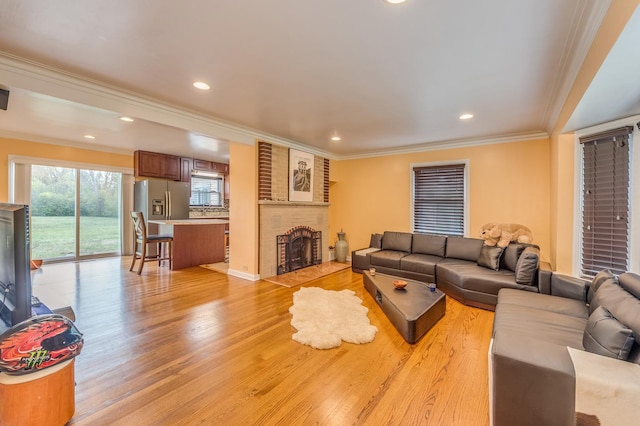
370, 250, 408, 269
514, 246, 539, 285
493, 302, 586, 348
497, 288, 589, 319
583, 305, 635, 360
590, 280, 640, 347
437, 259, 535, 296
400, 253, 441, 276
477, 245, 504, 271
619, 272, 640, 298
411, 234, 446, 257
501, 243, 526, 272
381, 231, 413, 252
445, 237, 483, 261
587, 269, 615, 304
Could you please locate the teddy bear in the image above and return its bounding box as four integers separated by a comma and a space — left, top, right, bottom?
479, 223, 533, 248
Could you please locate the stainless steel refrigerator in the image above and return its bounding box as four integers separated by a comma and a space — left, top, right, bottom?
134, 179, 190, 222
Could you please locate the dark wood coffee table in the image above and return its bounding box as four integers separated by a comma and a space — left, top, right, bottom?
363, 271, 445, 344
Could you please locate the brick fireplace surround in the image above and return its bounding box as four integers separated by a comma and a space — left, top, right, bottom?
259, 201, 329, 278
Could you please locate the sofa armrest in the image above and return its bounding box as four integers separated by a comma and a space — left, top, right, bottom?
550, 273, 589, 302
537, 261, 553, 294
490, 333, 576, 426
351, 247, 380, 272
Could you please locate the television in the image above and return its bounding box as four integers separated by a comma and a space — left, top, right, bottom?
0, 203, 32, 327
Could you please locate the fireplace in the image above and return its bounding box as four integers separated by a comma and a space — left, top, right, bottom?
277, 226, 322, 275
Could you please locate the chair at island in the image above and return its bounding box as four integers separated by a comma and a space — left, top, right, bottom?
129, 211, 173, 275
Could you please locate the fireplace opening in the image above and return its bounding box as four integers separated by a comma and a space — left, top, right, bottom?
277, 226, 322, 275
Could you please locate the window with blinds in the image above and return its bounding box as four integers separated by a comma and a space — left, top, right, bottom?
190, 175, 223, 206
412, 163, 465, 236
579, 126, 633, 277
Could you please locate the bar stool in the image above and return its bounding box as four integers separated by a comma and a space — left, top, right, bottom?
224, 229, 230, 263
129, 211, 173, 275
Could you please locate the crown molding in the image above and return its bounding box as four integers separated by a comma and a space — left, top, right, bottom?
542, 0, 612, 132
574, 114, 640, 138
0, 128, 134, 156
335, 131, 550, 161
0, 52, 311, 150
0, 53, 552, 163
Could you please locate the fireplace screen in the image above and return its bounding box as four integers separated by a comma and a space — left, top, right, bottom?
277, 226, 322, 275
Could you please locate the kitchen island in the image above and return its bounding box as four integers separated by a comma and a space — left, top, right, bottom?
149, 219, 228, 270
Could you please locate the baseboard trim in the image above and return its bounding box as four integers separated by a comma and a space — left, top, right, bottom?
227, 269, 260, 281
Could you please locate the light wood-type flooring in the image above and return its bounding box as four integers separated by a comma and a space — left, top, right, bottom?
31, 257, 494, 425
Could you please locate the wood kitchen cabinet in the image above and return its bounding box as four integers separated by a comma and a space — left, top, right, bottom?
180, 157, 192, 183
193, 159, 229, 175
134, 151, 181, 180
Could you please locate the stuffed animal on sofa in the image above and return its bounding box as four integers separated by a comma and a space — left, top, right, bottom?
479, 223, 533, 248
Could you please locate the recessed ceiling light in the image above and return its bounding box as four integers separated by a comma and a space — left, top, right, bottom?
459, 113, 474, 120
193, 81, 210, 90
120, 116, 134, 122
331, 136, 341, 141
84, 135, 95, 140
385, 0, 407, 4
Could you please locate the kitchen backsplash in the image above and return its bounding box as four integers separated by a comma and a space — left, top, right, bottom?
189, 200, 229, 218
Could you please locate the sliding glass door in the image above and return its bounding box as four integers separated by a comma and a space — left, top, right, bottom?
30, 165, 122, 261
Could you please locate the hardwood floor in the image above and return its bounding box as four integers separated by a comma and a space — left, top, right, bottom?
31, 258, 494, 425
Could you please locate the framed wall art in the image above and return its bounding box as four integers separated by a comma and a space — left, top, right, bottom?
289, 148, 314, 202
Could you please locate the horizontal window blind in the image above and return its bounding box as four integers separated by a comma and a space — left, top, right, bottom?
580, 126, 632, 277
413, 164, 465, 236
190, 176, 223, 206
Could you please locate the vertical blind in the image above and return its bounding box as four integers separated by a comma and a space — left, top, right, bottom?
190, 176, 223, 206
413, 164, 465, 236
580, 126, 633, 277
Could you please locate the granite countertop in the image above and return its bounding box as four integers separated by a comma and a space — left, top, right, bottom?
149, 219, 229, 225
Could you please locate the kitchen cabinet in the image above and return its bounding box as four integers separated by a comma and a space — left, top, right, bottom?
134, 151, 181, 180
193, 159, 229, 175
180, 157, 192, 183
224, 174, 230, 200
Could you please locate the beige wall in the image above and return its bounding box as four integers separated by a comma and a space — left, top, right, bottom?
547, 0, 639, 274
329, 138, 551, 261
549, 132, 576, 274
228, 141, 259, 277
0, 137, 132, 201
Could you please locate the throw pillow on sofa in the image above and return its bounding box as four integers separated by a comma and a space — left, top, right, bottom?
587, 269, 616, 304
477, 245, 504, 271
583, 305, 635, 360
589, 280, 640, 343
500, 243, 526, 272
514, 247, 539, 285
369, 233, 383, 249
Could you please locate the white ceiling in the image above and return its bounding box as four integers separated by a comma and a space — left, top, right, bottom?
0, 0, 636, 161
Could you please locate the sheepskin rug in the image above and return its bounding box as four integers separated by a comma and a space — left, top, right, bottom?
289, 287, 378, 349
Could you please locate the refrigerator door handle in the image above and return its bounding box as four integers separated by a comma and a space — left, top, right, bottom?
164, 190, 168, 220
168, 190, 172, 220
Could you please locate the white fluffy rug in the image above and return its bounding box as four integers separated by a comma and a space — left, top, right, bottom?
289, 287, 378, 349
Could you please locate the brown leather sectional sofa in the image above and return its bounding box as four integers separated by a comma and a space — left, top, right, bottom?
490, 270, 640, 425
351, 231, 548, 310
